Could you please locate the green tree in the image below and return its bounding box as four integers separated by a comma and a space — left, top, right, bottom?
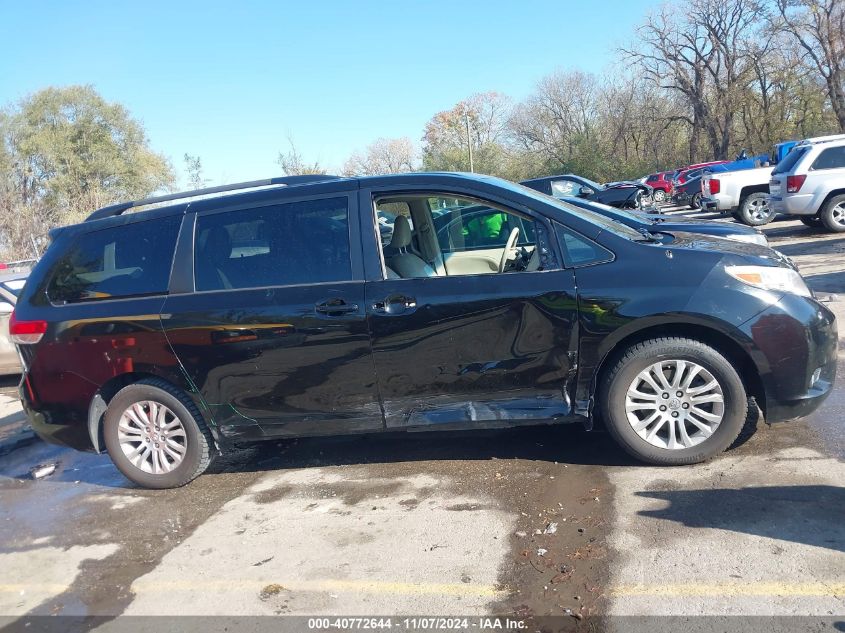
0, 85, 174, 259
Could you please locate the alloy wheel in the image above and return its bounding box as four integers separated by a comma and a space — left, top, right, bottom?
118, 400, 188, 474
653, 190, 666, 203
747, 198, 771, 222
625, 360, 725, 450
830, 202, 845, 227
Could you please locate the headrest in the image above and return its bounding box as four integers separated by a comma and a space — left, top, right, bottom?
203, 227, 232, 263
390, 215, 412, 249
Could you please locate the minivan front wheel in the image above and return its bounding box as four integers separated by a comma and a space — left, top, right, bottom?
103, 379, 215, 488
600, 337, 748, 465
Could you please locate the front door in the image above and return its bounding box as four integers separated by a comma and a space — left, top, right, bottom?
363, 191, 580, 429
162, 193, 383, 440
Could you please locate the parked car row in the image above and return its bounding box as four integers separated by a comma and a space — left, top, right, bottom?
703, 134, 845, 230
520, 174, 654, 210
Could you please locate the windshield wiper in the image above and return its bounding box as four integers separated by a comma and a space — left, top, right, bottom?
636, 227, 663, 242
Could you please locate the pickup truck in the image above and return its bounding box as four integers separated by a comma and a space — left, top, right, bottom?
702, 138, 834, 226
701, 166, 775, 226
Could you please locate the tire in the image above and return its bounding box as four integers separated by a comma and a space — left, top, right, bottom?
599, 337, 748, 465
819, 194, 845, 233
103, 378, 216, 488
653, 189, 666, 204
737, 193, 773, 226
689, 193, 702, 210
799, 215, 823, 228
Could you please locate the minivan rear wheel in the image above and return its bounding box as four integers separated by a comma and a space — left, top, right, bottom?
600, 337, 748, 465
103, 379, 215, 488
819, 195, 845, 233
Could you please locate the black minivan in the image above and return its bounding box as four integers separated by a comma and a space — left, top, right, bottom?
10, 173, 837, 488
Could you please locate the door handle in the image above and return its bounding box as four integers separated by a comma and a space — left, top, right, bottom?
371, 294, 417, 315
315, 299, 359, 316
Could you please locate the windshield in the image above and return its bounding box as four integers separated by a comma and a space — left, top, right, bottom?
772, 146, 808, 174
499, 179, 647, 241
578, 176, 604, 190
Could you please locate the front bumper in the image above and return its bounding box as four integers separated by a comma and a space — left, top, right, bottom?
741, 293, 838, 423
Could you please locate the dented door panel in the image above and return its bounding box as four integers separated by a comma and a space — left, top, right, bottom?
366, 271, 580, 428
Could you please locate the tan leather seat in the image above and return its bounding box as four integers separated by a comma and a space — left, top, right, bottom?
387, 216, 436, 278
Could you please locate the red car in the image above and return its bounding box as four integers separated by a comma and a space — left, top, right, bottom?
644, 171, 675, 203
673, 161, 730, 186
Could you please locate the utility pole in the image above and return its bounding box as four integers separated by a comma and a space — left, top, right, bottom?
464, 111, 474, 173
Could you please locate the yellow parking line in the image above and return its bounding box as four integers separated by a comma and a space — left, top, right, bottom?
131, 578, 504, 597
611, 583, 845, 597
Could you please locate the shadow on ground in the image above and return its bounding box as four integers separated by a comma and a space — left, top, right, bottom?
636, 484, 844, 553
2, 398, 765, 489
805, 270, 845, 293
771, 234, 845, 257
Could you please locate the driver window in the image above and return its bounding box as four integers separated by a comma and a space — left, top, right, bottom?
375, 194, 556, 279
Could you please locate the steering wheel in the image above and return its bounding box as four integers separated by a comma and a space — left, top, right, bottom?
499, 227, 520, 273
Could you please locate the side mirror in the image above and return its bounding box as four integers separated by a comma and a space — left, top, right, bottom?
579, 186, 593, 197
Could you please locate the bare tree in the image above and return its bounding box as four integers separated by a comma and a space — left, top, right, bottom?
774, 0, 845, 131
623, 0, 764, 161
277, 135, 327, 176
342, 137, 416, 176
183, 153, 208, 190
422, 92, 512, 174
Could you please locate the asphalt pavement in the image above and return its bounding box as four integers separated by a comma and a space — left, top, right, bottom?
0, 210, 842, 632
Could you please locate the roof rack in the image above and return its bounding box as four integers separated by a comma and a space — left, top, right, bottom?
85, 174, 342, 222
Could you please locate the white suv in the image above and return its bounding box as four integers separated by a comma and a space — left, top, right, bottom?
769, 135, 845, 232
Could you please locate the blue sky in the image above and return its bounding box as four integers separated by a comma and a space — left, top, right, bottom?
0, 0, 655, 186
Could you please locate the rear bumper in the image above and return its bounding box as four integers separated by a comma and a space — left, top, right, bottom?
20, 383, 95, 452
741, 294, 838, 423
702, 195, 732, 212
769, 194, 815, 215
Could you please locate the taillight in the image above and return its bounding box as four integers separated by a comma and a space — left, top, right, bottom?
9, 310, 47, 344
786, 175, 806, 193
708, 179, 720, 195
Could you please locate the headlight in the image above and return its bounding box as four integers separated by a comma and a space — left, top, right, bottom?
726, 265, 811, 297
728, 232, 769, 247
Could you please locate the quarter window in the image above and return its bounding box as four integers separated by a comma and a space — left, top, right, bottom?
194, 197, 351, 291
810, 146, 845, 171
47, 215, 181, 303
555, 223, 613, 267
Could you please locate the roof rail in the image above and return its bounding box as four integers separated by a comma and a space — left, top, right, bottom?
85, 174, 342, 222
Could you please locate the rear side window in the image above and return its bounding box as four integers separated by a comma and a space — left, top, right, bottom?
772, 146, 808, 174
811, 146, 845, 170
47, 215, 181, 303
194, 196, 351, 291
